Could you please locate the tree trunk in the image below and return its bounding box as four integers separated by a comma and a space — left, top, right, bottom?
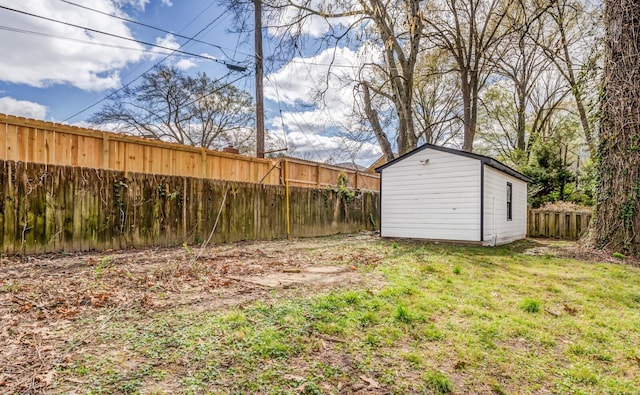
361, 82, 395, 162
461, 74, 474, 152
557, 11, 597, 159
516, 81, 526, 152
592, 0, 640, 256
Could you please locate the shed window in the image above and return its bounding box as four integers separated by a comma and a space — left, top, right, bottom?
506, 182, 513, 221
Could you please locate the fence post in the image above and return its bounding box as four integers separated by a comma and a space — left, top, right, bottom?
285, 159, 291, 239
316, 163, 321, 188
200, 149, 207, 179
102, 132, 110, 169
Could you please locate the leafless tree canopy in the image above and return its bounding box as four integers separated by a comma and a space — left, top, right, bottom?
90, 66, 255, 152
237, 0, 605, 160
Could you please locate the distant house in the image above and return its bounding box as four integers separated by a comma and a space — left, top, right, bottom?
375, 144, 530, 245
365, 155, 389, 174
333, 162, 367, 172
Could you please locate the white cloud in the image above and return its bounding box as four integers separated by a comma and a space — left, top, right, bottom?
175, 58, 196, 70
285, 130, 381, 165
161, 0, 173, 6
155, 33, 179, 50
114, 0, 150, 10
151, 34, 205, 70
0, 1, 146, 91
265, 48, 380, 162
265, 1, 358, 38
264, 46, 385, 165
0, 97, 48, 119
265, 47, 359, 119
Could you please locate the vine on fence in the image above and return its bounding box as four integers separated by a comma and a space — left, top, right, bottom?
323, 172, 362, 217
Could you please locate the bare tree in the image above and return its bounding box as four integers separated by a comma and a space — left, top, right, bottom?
477, 70, 572, 165
536, 0, 603, 158
592, 0, 640, 256
90, 66, 254, 151
413, 49, 463, 146
256, 0, 424, 157
358, 81, 395, 161
423, 0, 517, 152
491, 0, 556, 155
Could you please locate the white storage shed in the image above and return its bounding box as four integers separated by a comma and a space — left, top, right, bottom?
375, 144, 530, 245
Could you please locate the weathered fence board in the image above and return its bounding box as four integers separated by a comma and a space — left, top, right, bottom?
527, 209, 592, 240
0, 160, 379, 255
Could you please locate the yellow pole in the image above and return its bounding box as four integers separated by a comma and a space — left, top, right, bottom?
285, 159, 291, 239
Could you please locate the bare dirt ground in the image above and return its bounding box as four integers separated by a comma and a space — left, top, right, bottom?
0, 233, 385, 394
525, 238, 640, 266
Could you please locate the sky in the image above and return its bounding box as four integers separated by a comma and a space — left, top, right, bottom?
0, 0, 382, 166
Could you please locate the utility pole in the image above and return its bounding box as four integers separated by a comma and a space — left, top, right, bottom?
254, 0, 265, 158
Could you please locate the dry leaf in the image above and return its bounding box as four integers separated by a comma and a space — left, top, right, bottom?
360, 375, 380, 389
454, 360, 467, 370
284, 374, 306, 382
39, 370, 56, 386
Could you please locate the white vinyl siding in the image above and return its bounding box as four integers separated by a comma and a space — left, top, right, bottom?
483, 165, 527, 244
381, 148, 481, 241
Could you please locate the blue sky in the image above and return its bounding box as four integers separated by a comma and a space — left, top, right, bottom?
0, 0, 382, 165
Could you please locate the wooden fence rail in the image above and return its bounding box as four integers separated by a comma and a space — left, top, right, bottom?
0, 114, 380, 191
527, 209, 592, 240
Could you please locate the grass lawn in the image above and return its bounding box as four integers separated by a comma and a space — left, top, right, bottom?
3, 236, 640, 394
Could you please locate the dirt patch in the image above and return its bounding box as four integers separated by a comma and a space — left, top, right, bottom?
233, 265, 353, 288
525, 238, 640, 266
0, 233, 384, 394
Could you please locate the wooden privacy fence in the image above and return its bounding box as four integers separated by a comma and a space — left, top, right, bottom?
0, 114, 379, 191
0, 160, 379, 255
284, 157, 380, 191
528, 209, 593, 240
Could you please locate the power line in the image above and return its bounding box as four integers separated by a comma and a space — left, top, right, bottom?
0, 25, 200, 57
264, 38, 289, 151
57, 0, 250, 58
181, 71, 246, 108
61, 6, 241, 121
289, 47, 338, 160
0, 4, 243, 68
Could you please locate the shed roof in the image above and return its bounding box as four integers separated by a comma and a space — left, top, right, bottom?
375, 143, 531, 183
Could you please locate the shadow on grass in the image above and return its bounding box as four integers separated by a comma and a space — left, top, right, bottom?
384, 238, 546, 257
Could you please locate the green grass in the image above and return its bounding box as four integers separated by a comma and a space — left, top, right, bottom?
56, 238, 640, 394
423, 370, 453, 393
521, 298, 541, 313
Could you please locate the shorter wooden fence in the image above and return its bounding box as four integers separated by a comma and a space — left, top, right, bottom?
0, 160, 379, 255
528, 209, 592, 240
